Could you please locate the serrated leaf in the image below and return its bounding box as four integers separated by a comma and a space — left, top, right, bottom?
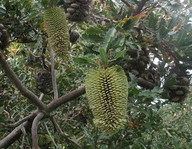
81, 33, 104, 42
102, 27, 117, 52
99, 48, 108, 66
85, 26, 104, 35
148, 12, 158, 30
122, 18, 138, 30
118, 14, 146, 31
158, 19, 169, 39
114, 50, 127, 59
164, 77, 178, 87
73, 57, 98, 66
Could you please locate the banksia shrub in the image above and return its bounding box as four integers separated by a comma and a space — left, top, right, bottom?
35, 69, 53, 94
63, 0, 92, 22
0, 23, 9, 50
85, 65, 128, 134
44, 7, 69, 57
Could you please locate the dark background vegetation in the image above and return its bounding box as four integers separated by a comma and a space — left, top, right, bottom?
0, 0, 192, 148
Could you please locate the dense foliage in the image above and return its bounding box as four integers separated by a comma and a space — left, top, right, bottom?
0, 0, 192, 148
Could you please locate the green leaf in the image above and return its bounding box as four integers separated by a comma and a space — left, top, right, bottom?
85, 26, 104, 35
102, 27, 117, 52
122, 18, 138, 30
164, 77, 178, 87
73, 57, 98, 66
82, 26, 107, 43
148, 12, 158, 30
82, 127, 95, 148
158, 19, 169, 39
81, 33, 104, 43
99, 48, 108, 66
0, 6, 6, 14
114, 50, 127, 59
96, 27, 117, 66
0, 106, 4, 114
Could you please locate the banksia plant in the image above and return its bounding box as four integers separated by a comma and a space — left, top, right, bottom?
35, 69, 53, 94
44, 7, 69, 58
85, 65, 128, 134
0, 23, 9, 50
63, 0, 92, 22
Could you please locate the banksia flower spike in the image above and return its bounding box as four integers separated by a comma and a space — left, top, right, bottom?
44, 7, 69, 58
85, 65, 128, 134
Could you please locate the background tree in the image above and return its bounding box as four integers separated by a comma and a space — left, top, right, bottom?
0, 0, 192, 148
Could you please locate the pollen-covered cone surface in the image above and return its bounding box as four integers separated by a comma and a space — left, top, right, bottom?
85, 66, 128, 134
44, 7, 69, 57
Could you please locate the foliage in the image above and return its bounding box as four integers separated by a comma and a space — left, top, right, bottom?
0, 0, 192, 148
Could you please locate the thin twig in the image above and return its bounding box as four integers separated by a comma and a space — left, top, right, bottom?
7, 94, 43, 128
31, 112, 44, 149
44, 122, 58, 148
8, 112, 37, 128
0, 121, 30, 148
39, 93, 44, 101
0, 53, 46, 110
50, 116, 63, 134
49, 43, 58, 99
20, 125, 27, 149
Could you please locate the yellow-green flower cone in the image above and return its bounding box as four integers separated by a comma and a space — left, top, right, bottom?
44, 7, 69, 58
85, 65, 128, 134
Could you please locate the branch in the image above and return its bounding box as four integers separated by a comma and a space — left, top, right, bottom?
8, 94, 43, 127
0, 86, 85, 148
121, 0, 131, 7
47, 86, 85, 112
44, 122, 58, 148
49, 43, 58, 99
0, 54, 46, 110
31, 112, 44, 149
133, 0, 150, 15
0, 121, 31, 148
8, 111, 37, 128
50, 116, 63, 134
